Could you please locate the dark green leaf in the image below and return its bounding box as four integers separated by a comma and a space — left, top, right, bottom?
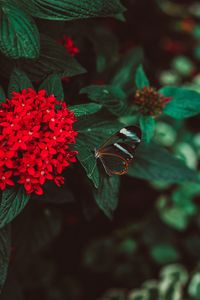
80, 85, 127, 116
19, 35, 86, 81
15, 0, 126, 21
160, 86, 200, 119
135, 64, 150, 89
39, 74, 64, 99
69, 103, 102, 117
13, 206, 62, 262
0, 187, 30, 228
8, 68, 33, 97
93, 175, 120, 218
111, 47, 143, 91
0, 87, 6, 103
75, 115, 123, 148
0, 226, 11, 294
139, 115, 155, 143
0, 2, 39, 59
128, 142, 199, 183
150, 244, 179, 264
89, 27, 119, 73
76, 140, 100, 188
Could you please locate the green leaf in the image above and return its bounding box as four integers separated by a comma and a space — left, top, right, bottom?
0, 87, 6, 103
14, 207, 62, 257
15, 0, 126, 21
139, 115, 155, 143
75, 115, 123, 148
128, 290, 148, 300
0, 226, 10, 294
69, 103, 102, 117
111, 47, 143, 91
0, 187, 30, 228
93, 175, 120, 218
19, 35, 86, 81
0, 2, 39, 59
160, 86, 200, 119
135, 64, 150, 89
76, 140, 100, 188
188, 273, 200, 299
80, 85, 127, 116
150, 244, 179, 264
39, 74, 64, 99
157, 196, 190, 231
8, 68, 33, 97
128, 142, 199, 183
89, 27, 119, 73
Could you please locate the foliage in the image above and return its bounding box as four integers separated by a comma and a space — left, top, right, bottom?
0, 0, 200, 299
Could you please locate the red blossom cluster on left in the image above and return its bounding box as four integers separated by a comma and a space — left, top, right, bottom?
0, 88, 78, 195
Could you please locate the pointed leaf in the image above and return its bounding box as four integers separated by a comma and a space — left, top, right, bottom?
19, 35, 86, 81
89, 27, 119, 73
39, 74, 64, 99
160, 86, 200, 119
135, 64, 150, 89
15, 0, 126, 21
0, 226, 11, 294
111, 47, 143, 91
0, 2, 39, 59
14, 207, 62, 257
0, 187, 30, 228
80, 85, 127, 116
128, 142, 199, 183
69, 103, 102, 117
75, 115, 123, 148
139, 115, 155, 143
8, 68, 33, 97
76, 140, 100, 188
93, 175, 120, 218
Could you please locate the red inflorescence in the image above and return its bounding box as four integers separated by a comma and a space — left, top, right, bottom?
0, 88, 78, 195
61, 35, 79, 57
134, 86, 171, 117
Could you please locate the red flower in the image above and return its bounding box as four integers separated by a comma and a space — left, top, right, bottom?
59, 35, 79, 83
61, 35, 79, 56
134, 87, 171, 117
0, 170, 14, 190
0, 88, 78, 195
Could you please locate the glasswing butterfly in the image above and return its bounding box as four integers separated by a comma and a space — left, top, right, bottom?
95, 126, 142, 176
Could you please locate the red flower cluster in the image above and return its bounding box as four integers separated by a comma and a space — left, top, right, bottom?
134, 87, 171, 117
0, 88, 77, 195
61, 35, 79, 56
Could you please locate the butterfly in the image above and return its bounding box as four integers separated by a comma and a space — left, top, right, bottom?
95, 126, 142, 176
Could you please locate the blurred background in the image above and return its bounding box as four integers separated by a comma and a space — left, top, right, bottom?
3, 0, 200, 299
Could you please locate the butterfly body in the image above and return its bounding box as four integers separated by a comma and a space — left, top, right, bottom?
95, 126, 142, 176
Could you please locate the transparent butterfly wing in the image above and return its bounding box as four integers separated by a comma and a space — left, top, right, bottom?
98, 153, 129, 176
100, 125, 142, 151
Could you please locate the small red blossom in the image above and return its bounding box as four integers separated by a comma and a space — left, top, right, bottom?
134, 86, 171, 117
0, 88, 78, 195
59, 35, 79, 83
0, 170, 14, 190
60, 35, 79, 56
